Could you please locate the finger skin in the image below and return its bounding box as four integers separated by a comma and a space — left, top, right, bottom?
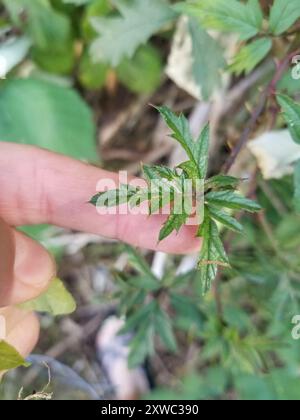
0, 308, 39, 380
0, 143, 201, 254
0, 219, 56, 307
0, 307, 40, 357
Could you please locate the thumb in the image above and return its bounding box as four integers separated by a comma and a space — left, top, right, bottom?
0, 218, 56, 307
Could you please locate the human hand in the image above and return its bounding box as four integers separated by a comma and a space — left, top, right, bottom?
0, 142, 200, 358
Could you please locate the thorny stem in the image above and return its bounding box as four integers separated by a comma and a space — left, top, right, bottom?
223, 49, 300, 174
215, 50, 300, 317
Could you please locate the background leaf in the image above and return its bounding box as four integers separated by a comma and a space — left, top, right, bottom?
3, 0, 75, 74
0, 341, 29, 372
230, 38, 272, 75
117, 45, 162, 94
0, 78, 97, 160
90, 0, 176, 66
188, 18, 225, 100
294, 160, 300, 213
277, 94, 300, 144
20, 278, 76, 316
269, 0, 300, 35
177, 0, 263, 40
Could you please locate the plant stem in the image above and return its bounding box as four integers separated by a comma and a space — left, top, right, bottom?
223, 49, 300, 174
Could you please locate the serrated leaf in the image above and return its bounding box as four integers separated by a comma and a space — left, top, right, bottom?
156, 106, 210, 178
205, 175, 240, 190
269, 0, 300, 35
120, 300, 157, 334
205, 191, 262, 212
0, 341, 29, 371
90, 184, 139, 206
125, 245, 157, 281
198, 217, 230, 266
188, 18, 225, 100
90, 0, 176, 66
198, 216, 230, 293
155, 308, 177, 352
294, 160, 300, 213
277, 94, 300, 144
127, 275, 160, 292
178, 161, 199, 180
230, 38, 272, 76
156, 106, 198, 169
128, 321, 155, 368
159, 212, 189, 242
133, 176, 175, 215
176, 0, 263, 41
143, 164, 177, 182
194, 124, 210, 179
20, 278, 76, 316
208, 206, 244, 233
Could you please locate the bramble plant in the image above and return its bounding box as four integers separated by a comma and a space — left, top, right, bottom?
91, 106, 262, 293
3, 0, 300, 401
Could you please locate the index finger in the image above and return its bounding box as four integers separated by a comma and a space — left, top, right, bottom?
0, 143, 200, 254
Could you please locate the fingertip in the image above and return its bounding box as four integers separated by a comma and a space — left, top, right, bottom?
156, 225, 202, 254
0, 230, 56, 307
5, 309, 40, 357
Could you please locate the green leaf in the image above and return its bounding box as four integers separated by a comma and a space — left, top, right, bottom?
0, 78, 97, 160
188, 18, 225, 100
3, 0, 75, 74
0, 341, 29, 371
142, 166, 185, 214
205, 191, 262, 212
20, 278, 76, 316
143, 164, 177, 182
120, 300, 157, 334
170, 293, 203, 331
78, 49, 109, 90
155, 106, 197, 168
208, 206, 244, 233
128, 321, 155, 368
156, 106, 210, 178
269, 0, 300, 35
278, 69, 300, 95
159, 212, 189, 242
155, 308, 177, 352
178, 161, 199, 180
294, 160, 300, 213
205, 175, 240, 190
198, 216, 230, 293
90, 0, 176, 66
230, 38, 272, 75
117, 44, 163, 94
127, 275, 160, 292
194, 124, 210, 179
177, 0, 263, 40
90, 184, 139, 207
125, 245, 157, 281
81, 0, 111, 41
277, 94, 300, 144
